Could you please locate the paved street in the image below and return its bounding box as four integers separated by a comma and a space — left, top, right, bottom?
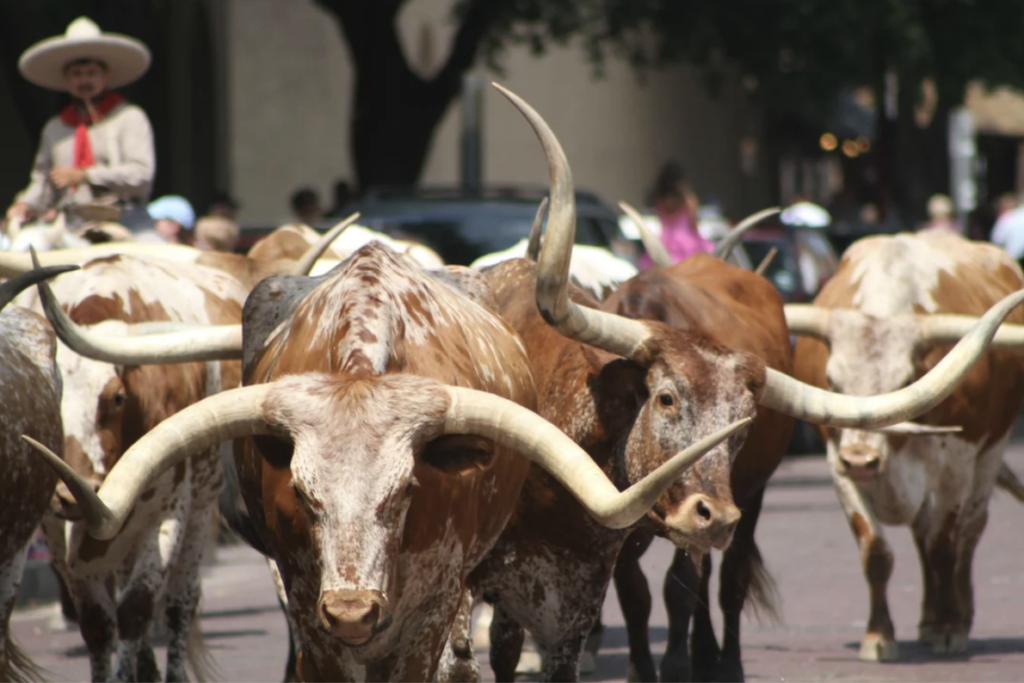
13, 446, 1024, 682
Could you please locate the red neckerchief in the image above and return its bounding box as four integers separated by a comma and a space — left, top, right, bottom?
59, 92, 125, 169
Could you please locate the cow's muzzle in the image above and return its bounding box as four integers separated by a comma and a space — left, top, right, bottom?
662, 494, 741, 551
317, 590, 391, 645
838, 444, 882, 481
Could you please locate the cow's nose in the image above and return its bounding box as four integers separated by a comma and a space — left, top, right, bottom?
665, 494, 742, 550
839, 444, 882, 477
318, 590, 390, 644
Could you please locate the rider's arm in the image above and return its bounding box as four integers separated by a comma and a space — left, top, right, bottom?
83, 106, 155, 200
15, 119, 57, 212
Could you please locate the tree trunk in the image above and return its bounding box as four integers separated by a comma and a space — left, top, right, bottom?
350, 63, 455, 189
318, 0, 505, 191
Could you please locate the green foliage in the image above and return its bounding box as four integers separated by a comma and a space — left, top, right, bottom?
468, 0, 1024, 126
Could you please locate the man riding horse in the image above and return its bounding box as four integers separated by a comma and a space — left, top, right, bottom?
4, 17, 155, 232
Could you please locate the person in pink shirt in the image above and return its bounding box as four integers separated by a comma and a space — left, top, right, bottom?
639, 162, 713, 268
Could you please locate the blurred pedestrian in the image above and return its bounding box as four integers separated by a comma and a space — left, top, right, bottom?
919, 194, 958, 233
290, 187, 323, 225
325, 180, 353, 218
207, 191, 240, 220
194, 215, 240, 252
145, 195, 195, 244
991, 195, 1024, 270
639, 162, 711, 268
4, 17, 155, 230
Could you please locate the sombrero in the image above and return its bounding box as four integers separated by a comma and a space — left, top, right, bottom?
19, 17, 150, 91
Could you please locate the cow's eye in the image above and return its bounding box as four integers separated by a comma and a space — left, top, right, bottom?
405, 477, 419, 497
658, 393, 674, 407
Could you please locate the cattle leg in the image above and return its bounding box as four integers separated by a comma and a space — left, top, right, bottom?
438, 587, 480, 682
612, 529, 656, 682
911, 501, 938, 644
717, 487, 775, 683
690, 553, 719, 682
489, 603, 525, 682
114, 508, 187, 682
660, 548, 701, 682
831, 471, 897, 662
72, 576, 119, 682
0, 541, 30, 682
163, 506, 219, 682
542, 632, 587, 682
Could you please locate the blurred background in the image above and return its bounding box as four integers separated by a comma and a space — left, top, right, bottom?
3, 0, 1024, 264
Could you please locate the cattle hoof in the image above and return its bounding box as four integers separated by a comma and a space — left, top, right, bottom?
660, 652, 692, 682
716, 658, 745, 682
917, 623, 935, 644
858, 634, 898, 662
932, 631, 969, 655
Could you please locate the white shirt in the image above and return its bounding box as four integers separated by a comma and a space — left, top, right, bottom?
991, 207, 1024, 260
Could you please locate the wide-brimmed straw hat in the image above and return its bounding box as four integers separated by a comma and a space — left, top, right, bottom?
19, 17, 151, 91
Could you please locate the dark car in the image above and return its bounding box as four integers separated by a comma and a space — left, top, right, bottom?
341, 186, 624, 266
733, 224, 840, 304
234, 186, 625, 265
732, 222, 839, 455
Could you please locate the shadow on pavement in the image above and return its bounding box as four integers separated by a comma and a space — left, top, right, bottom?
840, 637, 1024, 662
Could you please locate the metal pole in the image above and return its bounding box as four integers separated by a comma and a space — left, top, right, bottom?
461, 73, 484, 193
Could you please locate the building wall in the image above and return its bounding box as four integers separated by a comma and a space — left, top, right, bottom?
225, 0, 766, 224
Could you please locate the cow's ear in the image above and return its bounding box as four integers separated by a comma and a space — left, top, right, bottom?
420, 435, 496, 477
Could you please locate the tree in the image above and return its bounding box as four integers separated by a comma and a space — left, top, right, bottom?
528, 0, 1024, 223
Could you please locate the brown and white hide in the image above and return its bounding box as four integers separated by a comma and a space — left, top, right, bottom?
793, 231, 1024, 661
30, 255, 246, 682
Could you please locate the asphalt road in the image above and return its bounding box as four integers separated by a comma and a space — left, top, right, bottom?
13, 447, 1024, 682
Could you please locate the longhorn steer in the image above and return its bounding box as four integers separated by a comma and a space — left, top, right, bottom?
602, 250, 796, 682
29, 239, 742, 681
602, 202, 794, 682
26, 253, 248, 682
788, 231, 1024, 661
438, 85, 1024, 683
0, 267, 78, 682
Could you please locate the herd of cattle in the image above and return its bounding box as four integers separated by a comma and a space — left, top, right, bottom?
2, 85, 1024, 683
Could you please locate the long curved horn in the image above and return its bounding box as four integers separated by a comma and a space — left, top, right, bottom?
873, 422, 962, 435
917, 313, 1024, 350
32, 250, 242, 364
0, 242, 201, 278
291, 212, 360, 276
0, 264, 78, 311
23, 384, 274, 540
494, 83, 652, 359
525, 197, 548, 262
443, 386, 751, 529
620, 201, 673, 268
760, 288, 1024, 428
783, 304, 832, 340
713, 207, 781, 260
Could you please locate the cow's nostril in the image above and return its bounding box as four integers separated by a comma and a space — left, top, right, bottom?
696, 499, 712, 521
361, 603, 380, 627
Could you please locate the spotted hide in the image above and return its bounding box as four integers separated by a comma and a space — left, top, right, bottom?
28, 255, 246, 682
792, 231, 1024, 661
0, 269, 75, 682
